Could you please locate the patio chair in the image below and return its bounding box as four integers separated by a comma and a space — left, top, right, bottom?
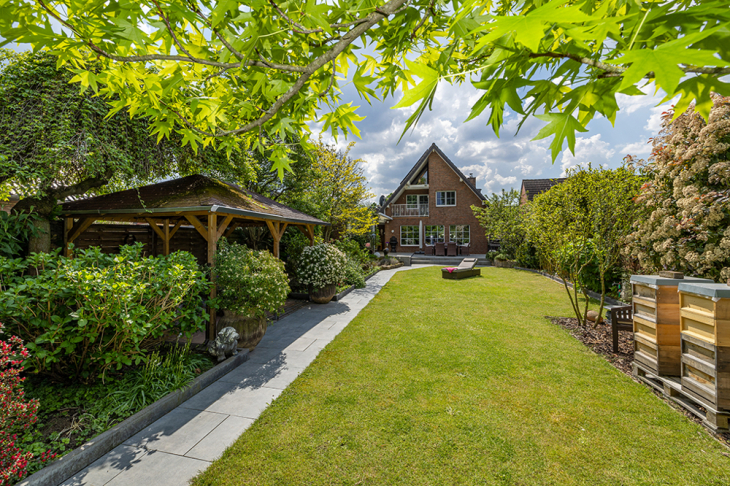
447, 242, 457, 256
606, 305, 633, 353
435, 242, 445, 256
441, 258, 480, 279
424, 245, 435, 256
459, 243, 470, 256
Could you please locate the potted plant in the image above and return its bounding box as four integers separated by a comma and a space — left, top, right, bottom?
297, 243, 347, 304
214, 240, 290, 349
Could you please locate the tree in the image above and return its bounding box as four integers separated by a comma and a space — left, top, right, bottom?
0, 1, 727, 167
0, 49, 254, 251
471, 189, 524, 259
307, 138, 377, 241
526, 165, 643, 326
626, 95, 730, 281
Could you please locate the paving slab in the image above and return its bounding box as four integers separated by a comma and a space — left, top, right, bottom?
184, 416, 254, 462
104, 451, 207, 486
60, 445, 147, 486
123, 408, 227, 455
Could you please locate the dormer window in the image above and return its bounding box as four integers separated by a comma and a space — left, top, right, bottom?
436, 191, 456, 207
415, 169, 427, 185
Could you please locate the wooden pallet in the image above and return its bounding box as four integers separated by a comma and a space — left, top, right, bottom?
633, 361, 730, 433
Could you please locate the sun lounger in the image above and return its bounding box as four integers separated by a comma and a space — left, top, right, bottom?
441, 258, 481, 279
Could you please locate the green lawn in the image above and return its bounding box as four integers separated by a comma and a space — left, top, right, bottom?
193, 267, 730, 485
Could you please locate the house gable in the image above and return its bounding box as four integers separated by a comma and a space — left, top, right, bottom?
382, 143, 485, 209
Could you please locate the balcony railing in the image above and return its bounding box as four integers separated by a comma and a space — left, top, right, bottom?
391, 204, 429, 217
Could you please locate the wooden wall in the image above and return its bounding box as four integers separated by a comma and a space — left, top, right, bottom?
72, 223, 208, 263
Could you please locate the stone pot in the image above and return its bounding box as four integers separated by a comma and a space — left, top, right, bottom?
310, 283, 337, 304
217, 310, 267, 350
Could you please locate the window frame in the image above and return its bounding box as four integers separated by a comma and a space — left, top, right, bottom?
424, 225, 445, 244
449, 225, 470, 245
400, 225, 420, 246
436, 191, 456, 207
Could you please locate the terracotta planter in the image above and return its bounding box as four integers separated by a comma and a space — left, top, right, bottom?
217, 310, 267, 350
310, 283, 337, 304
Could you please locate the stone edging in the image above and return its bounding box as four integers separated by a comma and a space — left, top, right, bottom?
514, 266, 629, 307
332, 285, 355, 301
19, 350, 250, 486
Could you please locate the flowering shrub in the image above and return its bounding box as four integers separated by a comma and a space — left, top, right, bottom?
0, 323, 42, 485
344, 259, 366, 289
214, 240, 290, 317
0, 244, 210, 382
626, 95, 730, 280
297, 243, 347, 290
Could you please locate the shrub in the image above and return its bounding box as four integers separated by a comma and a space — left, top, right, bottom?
0, 211, 40, 259
214, 240, 290, 317
0, 244, 209, 382
333, 238, 371, 266
343, 259, 366, 289
626, 95, 730, 280
297, 243, 347, 290
1, 323, 42, 485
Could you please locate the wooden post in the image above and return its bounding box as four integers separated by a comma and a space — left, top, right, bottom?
164, 218, 170, 256
266, 220, 281, 258
207, 212, 218, 341
63, 218, 73, 257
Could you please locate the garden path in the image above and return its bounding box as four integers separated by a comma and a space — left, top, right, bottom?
59, 265, 431, 486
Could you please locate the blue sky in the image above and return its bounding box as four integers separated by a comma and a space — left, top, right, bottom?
312, 79, 670, 202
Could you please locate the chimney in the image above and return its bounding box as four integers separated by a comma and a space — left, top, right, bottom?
466, 173, 477, 188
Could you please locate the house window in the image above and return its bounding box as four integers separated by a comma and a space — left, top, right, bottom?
436, 191, 456, 206
449, 225, 470, 244
406, 194, 428, 209
400, 225, 420, 246
424, 225, 444, 245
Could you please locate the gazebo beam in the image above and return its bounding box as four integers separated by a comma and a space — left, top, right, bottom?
216, 215, 234, 240
184, 215, 209, 241
207, 213, 218, 342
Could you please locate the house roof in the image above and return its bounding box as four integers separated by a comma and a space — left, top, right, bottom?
520, 178, 567, 202
61, 174, 327, 226
382, 143, 486, 208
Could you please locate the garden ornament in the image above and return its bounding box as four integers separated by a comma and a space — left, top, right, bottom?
208, 326, 239, 362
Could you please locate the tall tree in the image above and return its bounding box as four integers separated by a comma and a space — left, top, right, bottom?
0, 49, 253, 251
308, 138, 377, 241
0, 1, 726, 168
471, 189, 525, 259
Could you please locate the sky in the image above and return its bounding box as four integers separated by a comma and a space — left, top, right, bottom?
311, 79, 671, 203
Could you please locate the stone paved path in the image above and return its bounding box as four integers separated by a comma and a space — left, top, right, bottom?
61, 265, 426, 486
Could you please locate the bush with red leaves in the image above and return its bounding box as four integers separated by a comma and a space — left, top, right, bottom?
0, 322, 42, 485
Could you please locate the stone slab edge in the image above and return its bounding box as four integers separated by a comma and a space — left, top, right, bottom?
514, 266, 628, 307
332, 285, 355, 301
19, 349, 250, 486
364, 269, 381, 282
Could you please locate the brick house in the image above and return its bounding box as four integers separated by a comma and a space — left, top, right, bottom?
378, 143, 488, 254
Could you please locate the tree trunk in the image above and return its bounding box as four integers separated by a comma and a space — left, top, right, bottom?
27, 217, 51, 254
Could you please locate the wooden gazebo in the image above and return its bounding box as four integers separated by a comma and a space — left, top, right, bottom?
60, 174, 328, 339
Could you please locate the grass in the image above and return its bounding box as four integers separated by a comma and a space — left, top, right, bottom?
193, 267, 730, 485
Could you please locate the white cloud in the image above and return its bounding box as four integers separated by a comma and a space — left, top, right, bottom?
620, 139, 652, 156
616, 82, 661, 114
559, 134, 615, 176
645, 105, 668, 134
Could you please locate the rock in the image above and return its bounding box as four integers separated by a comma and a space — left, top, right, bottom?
586, 310, 604, 324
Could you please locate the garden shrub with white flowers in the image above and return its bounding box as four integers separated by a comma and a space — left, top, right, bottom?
214, 239, 289, 317
297, 244, 347, 291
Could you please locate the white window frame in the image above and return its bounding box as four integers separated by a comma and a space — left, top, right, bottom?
400, 225, 420, 246
449, 225, 470, 244
436, 191, 456, 207
424, 225, 445, 244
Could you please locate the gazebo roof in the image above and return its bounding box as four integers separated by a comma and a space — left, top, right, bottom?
61, 174, 327, 226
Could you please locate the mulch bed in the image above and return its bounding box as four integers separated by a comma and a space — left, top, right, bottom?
548, 316, 730, 448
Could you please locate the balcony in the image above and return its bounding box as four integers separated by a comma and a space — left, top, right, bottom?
390, 204, 429, 217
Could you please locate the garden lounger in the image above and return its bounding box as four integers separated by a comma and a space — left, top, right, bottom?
441, 258, 481, 279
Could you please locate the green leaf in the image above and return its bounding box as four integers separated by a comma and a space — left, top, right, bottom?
392, 59, 438, 109
532, 113, 588, 161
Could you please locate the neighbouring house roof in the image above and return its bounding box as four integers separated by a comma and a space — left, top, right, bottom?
520, 178, 567, 202
61, 174, 327, 226
382, 143, 486, 209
